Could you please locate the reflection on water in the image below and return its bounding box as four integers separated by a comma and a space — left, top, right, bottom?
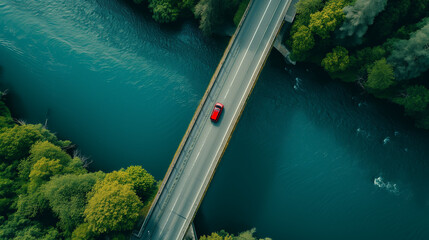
0, 1, 429, 239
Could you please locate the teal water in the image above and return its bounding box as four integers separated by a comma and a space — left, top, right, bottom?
1, 0, 429, 239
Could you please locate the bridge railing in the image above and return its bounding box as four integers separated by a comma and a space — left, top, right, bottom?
132, 1, 255, 238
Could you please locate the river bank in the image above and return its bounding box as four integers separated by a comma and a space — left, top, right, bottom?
1, 0, 429, 239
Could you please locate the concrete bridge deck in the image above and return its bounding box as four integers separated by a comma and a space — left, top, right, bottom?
133, 1, 294, 239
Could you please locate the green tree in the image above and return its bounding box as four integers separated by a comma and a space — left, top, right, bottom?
296, 0, 323, 20
321, 46, 350, 73
394, 85, 429, 114
84, 181, 143, 234
0, 124, 70, 162
233, 0, 250, 26
96, 166, 156, 200
0, 101, 13, 131
0, 125, 45, 161
0, 177, 15, 216
194, 0, 240, 35
71, 223, 95, 240
365, 58, 395, 90
149, 0, 181, 23
42, 173, 104, 236
200, 232, 233, 240
309, 0, 347, 39
15, 191, 48, 218
235, 228, 271, 240
336, 0, 388, 44
124, 166, 157, 199
291, 25, 315, 61
387, 18, 429, 80
355, 46, 386, 72
19, 141, 85, 180
365, 0, 411, 43
29, 158, 63, 186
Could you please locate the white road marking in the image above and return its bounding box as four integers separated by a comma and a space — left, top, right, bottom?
180, 0, 275, 237
142, 0, 291, 238
223, 0, 273, 101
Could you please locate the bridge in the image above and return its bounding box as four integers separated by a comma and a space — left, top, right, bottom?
133, 0, 296, 239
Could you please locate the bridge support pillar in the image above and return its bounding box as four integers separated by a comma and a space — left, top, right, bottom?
183, 222, 198, 240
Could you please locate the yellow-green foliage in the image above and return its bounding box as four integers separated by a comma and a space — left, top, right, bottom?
29, 141, 71, 165
84, 181, 143, 234
321, 46, 350, 73
100, 166, 156, 200
200, 232, 233, 240
29, 158, 62, 184
291, 25, 315, 61
365, 58, 395, 91
309, 0, 347, 39
0, 125, 47, 161
71, 223, 94, 240
19, 141, 85, 181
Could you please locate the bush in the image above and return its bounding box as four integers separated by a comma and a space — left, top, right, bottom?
84, 181, 143, 234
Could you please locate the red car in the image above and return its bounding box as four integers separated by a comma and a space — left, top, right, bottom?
210, 102, 224, 122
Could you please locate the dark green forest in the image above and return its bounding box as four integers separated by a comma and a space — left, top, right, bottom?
288, 0, 429, 128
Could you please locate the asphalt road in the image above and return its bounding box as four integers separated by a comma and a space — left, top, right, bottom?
136, 0, 292, 239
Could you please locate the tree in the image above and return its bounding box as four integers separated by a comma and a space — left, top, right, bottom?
365, 0, 411, 43
0, 177, 15, 216
0, 125, 45, 161
0, 214, 59, 240
387, 18, 429, 80
95, 166, 156, 200
291, 25, 315, 61
194, 0, 240, 35
309, 0, 347, 39
321, 46, 350, 73
200, 232, 233, 240
394, 85, 429, 114
233, 0, 250, 26
365, 58, 395, 90
0, 101, 13, 131
19, 141, 85, 181
29, 158, 63, 187
235, 228, 272, 240
0, 124, 70, 162
149, 0, 181, 23
84, 181, 143, 234
124, 166, 157, 199
42, 173, 105, 236
355, 46, 386, 72
295, 0, 323, 21
408, 0, 429, 21
71, 223, 95, 240
336, 0, 388, 45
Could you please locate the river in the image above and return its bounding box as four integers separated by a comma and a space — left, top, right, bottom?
1, 0, 428, 239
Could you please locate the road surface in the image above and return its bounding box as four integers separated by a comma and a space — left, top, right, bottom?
135, 0, 292, 239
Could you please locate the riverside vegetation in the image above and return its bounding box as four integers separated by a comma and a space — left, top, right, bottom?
0, 1, 266, 238
132, 0, 429, 129
287, 0, 429, 129
0, 97, 269, 239
132, 0, 250, 34
0, 96, 158, 239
